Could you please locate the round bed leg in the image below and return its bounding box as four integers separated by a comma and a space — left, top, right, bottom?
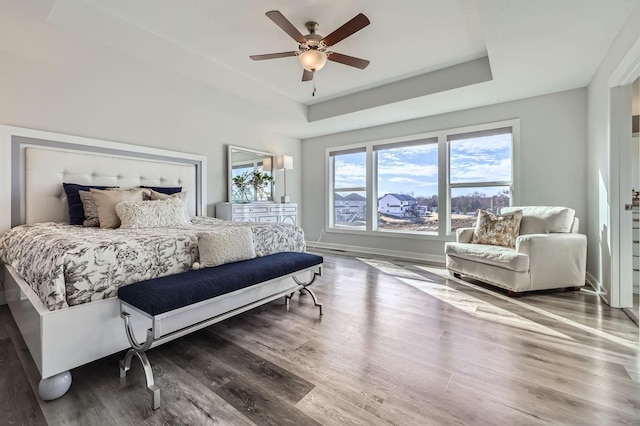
38, 370, 72, 401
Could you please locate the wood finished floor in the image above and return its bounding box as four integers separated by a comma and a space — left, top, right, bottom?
1, 252, 640, 425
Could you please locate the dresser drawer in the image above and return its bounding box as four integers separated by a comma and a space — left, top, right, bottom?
270, 206, 297, 214
233, 217, 257, 222
259, 216, 279, 223
233, 206, 269, 214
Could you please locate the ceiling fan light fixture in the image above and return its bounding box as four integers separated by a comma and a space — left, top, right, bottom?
299, 49, 327, 72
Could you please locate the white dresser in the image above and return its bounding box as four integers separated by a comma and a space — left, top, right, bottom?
215, 203, 297, 225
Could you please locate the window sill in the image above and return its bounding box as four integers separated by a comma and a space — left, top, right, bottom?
327, 227, 455, 242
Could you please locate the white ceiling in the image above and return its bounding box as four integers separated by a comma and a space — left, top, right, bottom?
81, 0, 489, 104
5, 0, 640, 138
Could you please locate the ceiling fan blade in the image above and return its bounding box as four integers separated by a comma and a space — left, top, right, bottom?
321, 13, 370, 47
250, 51, 298, 61
302, 69, 314, 81
265, 10, 307, 44
328, 52, 370, 69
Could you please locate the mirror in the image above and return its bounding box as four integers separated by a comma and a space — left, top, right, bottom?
228, 145, 274, 202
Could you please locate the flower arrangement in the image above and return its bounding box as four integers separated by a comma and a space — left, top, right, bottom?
232, 170, 274, 203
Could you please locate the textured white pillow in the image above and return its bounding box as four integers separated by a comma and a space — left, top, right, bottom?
149, 190, 190, 221
197, 228, 256, 268
116, 197, 191, 229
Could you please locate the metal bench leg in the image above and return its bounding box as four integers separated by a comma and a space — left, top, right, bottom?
300, 287, 323, 315
284, 292, 295, 308
292, 273, 323, 315
120, 312, 160, 410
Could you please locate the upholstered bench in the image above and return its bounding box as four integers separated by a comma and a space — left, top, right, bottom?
117, 252, 323, 410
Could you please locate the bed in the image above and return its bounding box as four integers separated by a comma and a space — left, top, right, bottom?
0, 125, 309, 401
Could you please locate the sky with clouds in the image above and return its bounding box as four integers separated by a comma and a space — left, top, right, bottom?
334, 133, 512, 198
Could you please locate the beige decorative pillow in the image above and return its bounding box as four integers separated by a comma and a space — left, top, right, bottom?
116, 198, 191, 229
472, 209, 523, 248
149, 189, 187, 202
197, 228, 256, 268
90, 188, 147, 228
149, 190, 190, 221
78, 190, 100, 227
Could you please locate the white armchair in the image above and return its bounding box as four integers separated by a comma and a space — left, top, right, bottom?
444, 206, 587, 296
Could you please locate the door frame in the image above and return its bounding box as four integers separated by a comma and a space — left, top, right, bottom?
610, 37, 640, 309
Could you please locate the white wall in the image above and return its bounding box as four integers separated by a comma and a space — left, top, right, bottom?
587, 6, 640, 304
0, 8, 301, 217
301, 88, 588, 262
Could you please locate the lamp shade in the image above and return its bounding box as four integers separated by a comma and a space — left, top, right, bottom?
298, 50, 327, 72
262, 157, 271, 172
276, 155, 293, 171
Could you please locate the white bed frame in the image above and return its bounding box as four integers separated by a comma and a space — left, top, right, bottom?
0, 125, 217, 398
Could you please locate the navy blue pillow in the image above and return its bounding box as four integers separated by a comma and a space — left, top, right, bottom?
62, 183, 115, 225
140, 186, 182, 195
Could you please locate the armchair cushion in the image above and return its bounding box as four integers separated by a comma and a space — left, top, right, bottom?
518, 216, 549, 235
501, 206, 575, 233
445, 242, 529, 272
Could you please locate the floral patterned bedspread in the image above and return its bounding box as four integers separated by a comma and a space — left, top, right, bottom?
0, 217, 305, 311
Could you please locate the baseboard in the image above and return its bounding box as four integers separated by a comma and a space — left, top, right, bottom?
585, 271, 610, 305
306, 241, 446, 265
585, 271, 600, 291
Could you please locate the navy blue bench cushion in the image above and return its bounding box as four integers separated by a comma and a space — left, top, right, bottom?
118, 252, 323, 316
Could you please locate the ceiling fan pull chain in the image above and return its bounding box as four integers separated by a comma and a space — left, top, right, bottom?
313, 74, 317, 96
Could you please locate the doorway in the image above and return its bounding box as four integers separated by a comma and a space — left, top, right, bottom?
631, 77, 640, 325
610, 38, 640, 332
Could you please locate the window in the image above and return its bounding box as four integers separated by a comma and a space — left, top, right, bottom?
375, 138, 438, 234
330, 148, 367, 229
448, 128, 513, 232
327, 121, 516, 237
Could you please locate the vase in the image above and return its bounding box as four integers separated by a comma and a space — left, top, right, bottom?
234, 186, 253, 203
255, 186, 268, 201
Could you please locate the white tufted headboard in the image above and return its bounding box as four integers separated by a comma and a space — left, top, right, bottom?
25, 147, 199, 224
0, 127, 207, 230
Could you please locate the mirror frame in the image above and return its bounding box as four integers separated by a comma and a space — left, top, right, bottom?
227, 145, 274, 202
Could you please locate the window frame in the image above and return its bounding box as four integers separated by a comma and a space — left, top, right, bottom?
447, 126, 515, 234
325, 119, 520, 239
328, 146, 368, 230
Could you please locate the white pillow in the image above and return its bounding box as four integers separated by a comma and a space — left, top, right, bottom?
149, 189, 190, 221
501, 206, 575, 233
116, 197, 191, 229
197, 228, 256, 268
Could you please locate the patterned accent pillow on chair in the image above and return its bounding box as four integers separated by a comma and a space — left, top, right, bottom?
472, 209, 523, 248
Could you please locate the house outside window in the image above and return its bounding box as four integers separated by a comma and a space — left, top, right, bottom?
375, 137, 438, 234
326, 120, 517, 237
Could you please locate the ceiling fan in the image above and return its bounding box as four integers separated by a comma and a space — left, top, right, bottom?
250, 10, 371, 85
